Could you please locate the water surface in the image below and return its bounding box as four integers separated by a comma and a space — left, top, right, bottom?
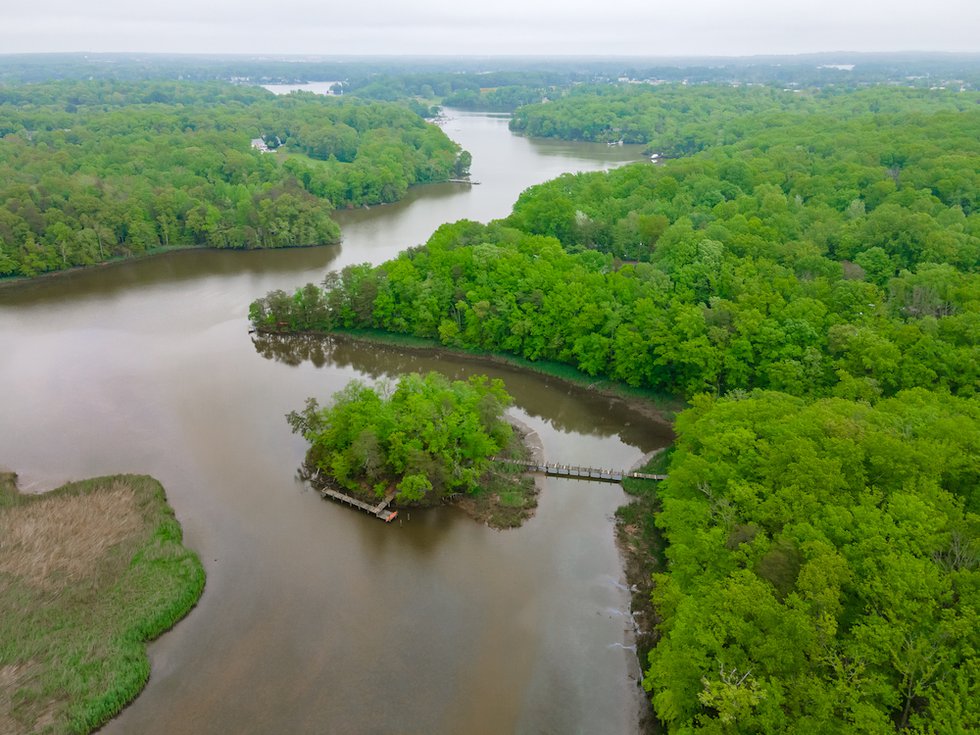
262, 81, 342, 95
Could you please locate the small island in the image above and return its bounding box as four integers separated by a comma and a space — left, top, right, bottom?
287, 371, 538, 528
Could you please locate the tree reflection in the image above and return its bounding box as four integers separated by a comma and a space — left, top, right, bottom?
251, 332, 673, 451
252, 332, 335, 368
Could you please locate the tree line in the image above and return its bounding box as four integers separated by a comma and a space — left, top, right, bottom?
3, 53, 977, 89
510, 84, 979, 153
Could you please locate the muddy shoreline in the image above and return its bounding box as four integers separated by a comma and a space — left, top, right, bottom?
615, 505, 664, 735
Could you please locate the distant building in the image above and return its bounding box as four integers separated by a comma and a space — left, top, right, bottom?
250, 138, 271, 153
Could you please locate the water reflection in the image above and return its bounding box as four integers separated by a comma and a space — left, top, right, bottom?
526, 138, 648, 162
0, 244, 342, 308
252, 332, 673, 451
333, 180, 470, 226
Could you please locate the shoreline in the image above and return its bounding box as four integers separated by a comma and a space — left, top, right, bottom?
0, 240, 342, 291
616, 451, 672, 735
0, 177, 475, 292
257, 327, 684, 428
0, 173, 475, 291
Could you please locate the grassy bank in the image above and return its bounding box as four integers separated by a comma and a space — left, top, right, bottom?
458, 426, 539, 529
0, 472, 205, 735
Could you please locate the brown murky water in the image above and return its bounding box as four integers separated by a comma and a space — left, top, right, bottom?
0, 111, 670, 734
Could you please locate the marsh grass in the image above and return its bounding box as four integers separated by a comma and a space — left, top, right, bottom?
459, 429, 538, 529
0, 472, 205, 734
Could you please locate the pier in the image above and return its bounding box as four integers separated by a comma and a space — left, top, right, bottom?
493, 458, 666, 484
319, 486, 399, 522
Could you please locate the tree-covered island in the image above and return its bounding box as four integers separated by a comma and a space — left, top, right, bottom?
287, 371, 537, 527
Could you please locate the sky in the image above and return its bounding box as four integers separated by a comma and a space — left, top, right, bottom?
1, 0, 979, 57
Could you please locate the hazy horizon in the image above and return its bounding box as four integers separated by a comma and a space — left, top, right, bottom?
3, 1, 978, 57
4, 50, 980, 60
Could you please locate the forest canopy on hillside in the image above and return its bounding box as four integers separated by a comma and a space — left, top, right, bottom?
251, 92, 980, 401
0, 81, 466, 277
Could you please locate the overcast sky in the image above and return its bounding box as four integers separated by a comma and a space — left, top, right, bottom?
2, 0, 978, 57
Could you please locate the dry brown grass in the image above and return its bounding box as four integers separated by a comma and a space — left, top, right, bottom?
0, 662, 56, 735
0, 481, 141, 591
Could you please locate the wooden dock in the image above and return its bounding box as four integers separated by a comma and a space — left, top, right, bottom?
493, 458, 666, 484
320, 486, 399, 522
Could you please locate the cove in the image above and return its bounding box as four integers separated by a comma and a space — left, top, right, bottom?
0, 110, 669, 734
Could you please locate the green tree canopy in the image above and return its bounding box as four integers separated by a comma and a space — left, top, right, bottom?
287, 372, 513, 504
646, 389, 979, 733
0, 80, 467, 278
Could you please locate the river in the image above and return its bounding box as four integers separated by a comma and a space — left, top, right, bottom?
0, 110, 671, 734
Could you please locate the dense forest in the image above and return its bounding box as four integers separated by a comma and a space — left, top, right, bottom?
649, 389, 978, 732
0, 81, 466, 277
252, 85, 980, 732
510, 84, 979, 151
